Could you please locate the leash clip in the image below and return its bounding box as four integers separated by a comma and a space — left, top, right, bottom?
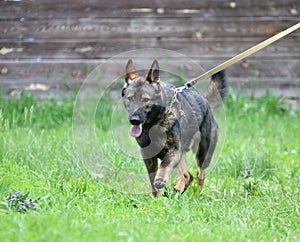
169, 86, 186, 117
174, 86, 186, 94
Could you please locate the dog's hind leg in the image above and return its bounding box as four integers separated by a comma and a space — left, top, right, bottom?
174, 157, 193, 193
143, 158, 158, 197
196, 113, 218, 189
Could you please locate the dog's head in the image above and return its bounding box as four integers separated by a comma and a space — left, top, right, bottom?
122, 60, 164, 138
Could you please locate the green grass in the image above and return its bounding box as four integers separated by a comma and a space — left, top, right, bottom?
0, 91, 299, 241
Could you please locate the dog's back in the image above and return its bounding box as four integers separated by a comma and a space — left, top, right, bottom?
161, 70, 227, 153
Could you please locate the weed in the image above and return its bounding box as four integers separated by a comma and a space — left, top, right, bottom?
242, 178, 263, 197
241, 167, 263, 197
1, 190, 39, 213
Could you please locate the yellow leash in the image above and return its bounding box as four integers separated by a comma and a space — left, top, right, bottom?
177, 22, 300, 91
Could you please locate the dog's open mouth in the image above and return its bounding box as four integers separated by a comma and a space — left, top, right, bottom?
130, 124, 142, 138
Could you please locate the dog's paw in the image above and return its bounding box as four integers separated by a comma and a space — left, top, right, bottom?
174, 172, 194, 193
173, 181, 185, 192
154, 178, 167, 189
151, 190, 158, 197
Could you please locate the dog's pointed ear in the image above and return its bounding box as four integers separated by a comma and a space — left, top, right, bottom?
146, 60, 160, 84
125, 59, 139, 84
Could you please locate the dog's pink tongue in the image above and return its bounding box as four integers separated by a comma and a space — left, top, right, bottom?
130, 124, 143, 138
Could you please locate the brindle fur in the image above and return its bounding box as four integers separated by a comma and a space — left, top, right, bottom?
122, 59, 227, 196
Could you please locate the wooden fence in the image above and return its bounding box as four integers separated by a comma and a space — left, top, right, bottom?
0, 0, 299, 98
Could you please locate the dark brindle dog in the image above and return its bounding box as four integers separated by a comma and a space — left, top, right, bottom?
122, 59, 227, 196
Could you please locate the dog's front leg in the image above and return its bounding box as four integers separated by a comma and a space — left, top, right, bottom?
143, 158, 158, 197
153, 150, 182, 190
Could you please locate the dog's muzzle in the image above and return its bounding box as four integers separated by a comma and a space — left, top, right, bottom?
129, 113, 144, 138
130, 115, 142, 125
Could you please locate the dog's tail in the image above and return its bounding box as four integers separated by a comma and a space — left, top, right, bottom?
203, 69, 227, 111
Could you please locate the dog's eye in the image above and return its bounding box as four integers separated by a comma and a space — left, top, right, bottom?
142, 98, 150, 102
127, 96, 134, 101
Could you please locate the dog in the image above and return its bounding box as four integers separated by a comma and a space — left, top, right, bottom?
122, 59, 227, 196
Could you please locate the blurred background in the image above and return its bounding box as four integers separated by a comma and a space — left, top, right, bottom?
0, 0, 299, 99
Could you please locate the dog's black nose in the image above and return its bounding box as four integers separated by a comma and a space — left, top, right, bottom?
130, 115, 141, 125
